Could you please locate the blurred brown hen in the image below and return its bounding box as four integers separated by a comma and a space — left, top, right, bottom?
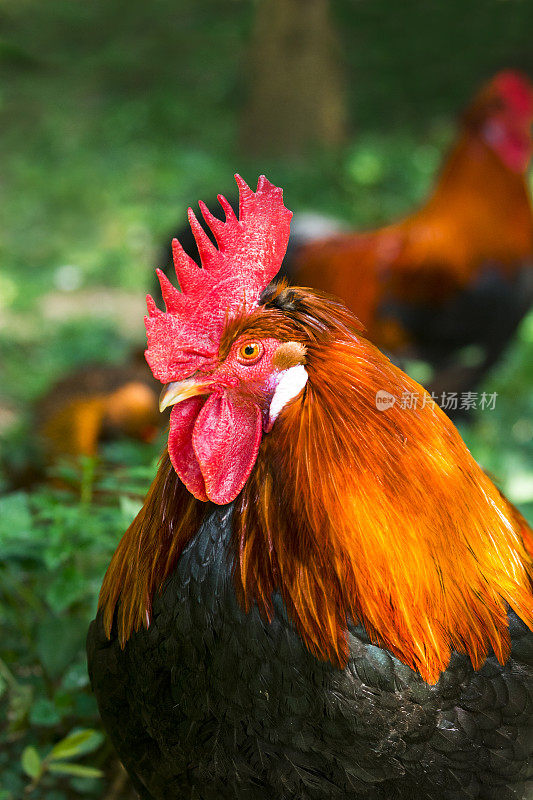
292, 71, 533, 400
37, 360, 160, 462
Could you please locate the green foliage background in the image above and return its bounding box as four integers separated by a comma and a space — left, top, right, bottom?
1, 1, 533, 797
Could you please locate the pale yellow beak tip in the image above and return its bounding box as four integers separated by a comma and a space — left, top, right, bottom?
158, 380, 209, 413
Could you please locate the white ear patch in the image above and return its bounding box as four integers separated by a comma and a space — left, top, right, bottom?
268, 365, 308, 427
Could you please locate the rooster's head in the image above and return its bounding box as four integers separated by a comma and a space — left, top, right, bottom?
467, 69, 533, 172
145, 175, 310, 505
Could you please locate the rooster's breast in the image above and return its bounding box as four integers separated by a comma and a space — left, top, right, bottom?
87, 505, 533, 800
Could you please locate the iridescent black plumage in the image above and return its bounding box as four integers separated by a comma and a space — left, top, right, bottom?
87, 466, 533, 800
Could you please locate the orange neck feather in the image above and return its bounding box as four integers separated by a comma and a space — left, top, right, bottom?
99, 453, 206, 643
234, 334, 533, 682
100, 296, 533, 683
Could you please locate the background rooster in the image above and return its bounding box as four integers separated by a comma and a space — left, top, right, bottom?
88, 176, 533, 800
156, 72, 533, 409
290, 70, 533, 399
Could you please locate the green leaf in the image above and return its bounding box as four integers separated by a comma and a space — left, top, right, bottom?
48, 729, 103, 762
29, 697, 61, 727
7, 684, 33, 734
73, 692, 97, 718
48, 763, 103, 778
0, 768, 23, 795
61, 662, 90, 691
45, 566, 88, 612
119, 494, 143, 523
0, 492, 31, 533
21, 746, 42, 779
0, 493, 34, 558
36, 616, 85, 679
53, 689, 75, 716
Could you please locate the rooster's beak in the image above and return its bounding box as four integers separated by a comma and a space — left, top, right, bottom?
159, 379, 211, 412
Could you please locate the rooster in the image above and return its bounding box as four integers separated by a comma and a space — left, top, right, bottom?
88, 176, 533, 800
291, 71, 533, 399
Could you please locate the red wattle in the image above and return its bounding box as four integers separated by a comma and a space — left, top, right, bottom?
192, 392, 262, 505
168, 397, 208, 501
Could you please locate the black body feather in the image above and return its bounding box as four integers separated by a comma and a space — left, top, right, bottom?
87, 503, 533, 800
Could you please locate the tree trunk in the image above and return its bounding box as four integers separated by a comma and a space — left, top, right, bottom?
241, 0, 347, 156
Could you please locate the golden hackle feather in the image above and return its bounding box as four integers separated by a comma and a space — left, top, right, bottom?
231, 288, 533, 683
100, 285, 533, 683
99, 454, 207, 644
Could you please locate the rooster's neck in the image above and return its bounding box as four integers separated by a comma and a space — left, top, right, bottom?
432, 133, 530, 207
98, 452, 207, 644
100, 331, 533, 684
234, 337, 533, 684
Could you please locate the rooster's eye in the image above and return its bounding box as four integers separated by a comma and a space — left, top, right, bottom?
237, 341, 264, 364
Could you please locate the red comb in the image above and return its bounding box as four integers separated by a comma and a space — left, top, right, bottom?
492, 70, 533, 118
145, 175, 292, 383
